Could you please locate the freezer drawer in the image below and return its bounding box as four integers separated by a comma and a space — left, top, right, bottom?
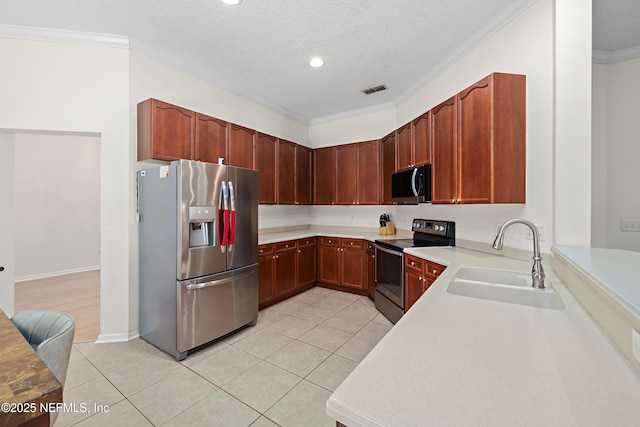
177, 264, 258, 354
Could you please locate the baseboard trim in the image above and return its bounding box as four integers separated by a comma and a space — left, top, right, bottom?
14, 265, 100, 283
95, 329, 140, 344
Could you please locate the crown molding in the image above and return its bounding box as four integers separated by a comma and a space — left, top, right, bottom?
0, 24, 128, 48
309, 102, 396, 126
593, 46, 640, 64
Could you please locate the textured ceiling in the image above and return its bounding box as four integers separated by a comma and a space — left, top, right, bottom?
0, 0, 638, 123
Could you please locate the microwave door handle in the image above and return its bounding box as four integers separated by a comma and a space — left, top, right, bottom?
411, 167, 419, 197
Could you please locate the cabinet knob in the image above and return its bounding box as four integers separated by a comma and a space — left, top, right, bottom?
298, 250, 301, 253
275, 255, 279, 259
350, 242, 353, 246
432, 269, 438, 275
419, 276, 422, 281
410, 261, 415, 266
285, 244, 289, 248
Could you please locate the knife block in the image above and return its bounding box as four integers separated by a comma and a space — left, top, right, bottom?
379, 221, 396, 235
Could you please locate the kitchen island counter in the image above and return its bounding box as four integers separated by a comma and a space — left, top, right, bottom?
327, 246, 640, 426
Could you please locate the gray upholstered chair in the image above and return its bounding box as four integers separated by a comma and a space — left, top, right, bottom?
11, 310, 75, 425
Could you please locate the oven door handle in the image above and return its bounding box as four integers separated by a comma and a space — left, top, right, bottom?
374, 244, 405, 257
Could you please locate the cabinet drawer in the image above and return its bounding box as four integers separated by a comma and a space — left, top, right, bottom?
321, 237, 340, 247
405, 254, 422, 273
258, 244, 274, 257
425, 262, 446, 279
298, 237, 316, 247
341, 239, 363, 249
276, 240, 297, 252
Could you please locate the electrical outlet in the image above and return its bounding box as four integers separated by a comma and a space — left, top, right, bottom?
621, 221, 640, 232
524, 224, 545, 241
632, 329, 640, 363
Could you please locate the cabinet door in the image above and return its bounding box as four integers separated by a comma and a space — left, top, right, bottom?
457, 77, 492, 204
431, 96, 457, 204
381, 131, 396, 205
336, 144, 358, 205
255, 133, 277, 204
258, 245, 275, 307
365, 243, 376, 299
137, 98, 194, 161
405, 269, 424, 312
277, 139, 296, 204
194, 113, 227, 163
228, 124, 255, 169
296, 239, 317, 287
274, 247, 296, 298
341, 240, 364, 289
314, 147, 337, 204
412, 111, 431, 166
295, 145, 312, 205
319, 239, 340, 285
396, 122, 413, 170
357, 140, 381, 205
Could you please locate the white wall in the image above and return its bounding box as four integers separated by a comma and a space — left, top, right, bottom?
591, 63, 608, 248
0, 38, 131, 340
13, 133, 100, 280
0, 132, 15, 315
592, 58, 640, 251
309, 0, 558, 252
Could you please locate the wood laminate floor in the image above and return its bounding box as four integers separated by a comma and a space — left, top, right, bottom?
14, 269, 100, 342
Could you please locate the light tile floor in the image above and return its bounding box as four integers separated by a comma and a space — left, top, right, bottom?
58, 287, 393, 426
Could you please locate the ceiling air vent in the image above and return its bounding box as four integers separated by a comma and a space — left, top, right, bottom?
362, 85, 387, 95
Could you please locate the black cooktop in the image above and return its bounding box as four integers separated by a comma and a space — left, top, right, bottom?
375, 219, 455, 251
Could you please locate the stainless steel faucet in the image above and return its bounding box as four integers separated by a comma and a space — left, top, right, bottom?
492, 218, 546, 289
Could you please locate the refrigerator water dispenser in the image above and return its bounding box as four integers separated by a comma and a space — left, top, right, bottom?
188, 206, 216, 248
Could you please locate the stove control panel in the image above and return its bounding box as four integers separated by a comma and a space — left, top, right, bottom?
412, 219, 454, 237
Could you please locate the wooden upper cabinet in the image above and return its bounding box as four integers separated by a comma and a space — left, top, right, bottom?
336, 144, 358, 205
431, 96, 458, 204
194, 113, 227, 163
431, 73, 526, 205
277, 139, 296, 204
255, 132, 277, 204
412, 111, 431, 166
381, 131, 396, 205
314, 146, 337, 204
457, 72, 526, 204
396, 122, 413, 171
228, 124, 255, 169
137, 98, 195, 161
295, 145, 313, 205
357, 140, 381, 205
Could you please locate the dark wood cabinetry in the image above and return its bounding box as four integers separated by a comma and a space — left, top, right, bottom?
318, 237, 365, 292
194, 113, 227, 163
336, 144, 358, 205
432, 73, 526, 204
381, 131, 396, 205
396, 122, 413, 171
255, 132, 277, 204
314, 147, 337, 205
295, 145, 313, 205
137, 98, 195, 161
357, 140, 381, 205
412, 111, 431, 166
405, 254, 446, 311
228, 124, 255, 169
278, 139, 297, 204
365, 241, 376, 299
259, 238, 317, 309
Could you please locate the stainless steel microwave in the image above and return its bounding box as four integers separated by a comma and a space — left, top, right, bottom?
391, 164, 432, 204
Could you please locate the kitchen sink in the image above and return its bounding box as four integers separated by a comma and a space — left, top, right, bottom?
447, 267, 565, 309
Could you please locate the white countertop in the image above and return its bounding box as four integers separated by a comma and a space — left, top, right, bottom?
327, 246, 640, 426
258, 226, 412, 245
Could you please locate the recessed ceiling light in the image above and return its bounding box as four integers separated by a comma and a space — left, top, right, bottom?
309, 57, 324, 68
221, 0, 242, 5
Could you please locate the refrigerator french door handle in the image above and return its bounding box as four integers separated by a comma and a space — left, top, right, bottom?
185, 270, 254, 291
228, 181, 236, 251
220, 181, 230, 253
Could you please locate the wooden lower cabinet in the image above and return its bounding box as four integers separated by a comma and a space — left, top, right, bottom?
259, 238, 317, 309
318, 237, 366, 293
365, 241, 376, 299
404, 254, 446, 311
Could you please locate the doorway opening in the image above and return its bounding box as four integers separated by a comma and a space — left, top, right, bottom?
10, 131, 101, 342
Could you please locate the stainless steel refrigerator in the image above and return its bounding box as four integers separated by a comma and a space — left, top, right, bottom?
138, 160, 258, 360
